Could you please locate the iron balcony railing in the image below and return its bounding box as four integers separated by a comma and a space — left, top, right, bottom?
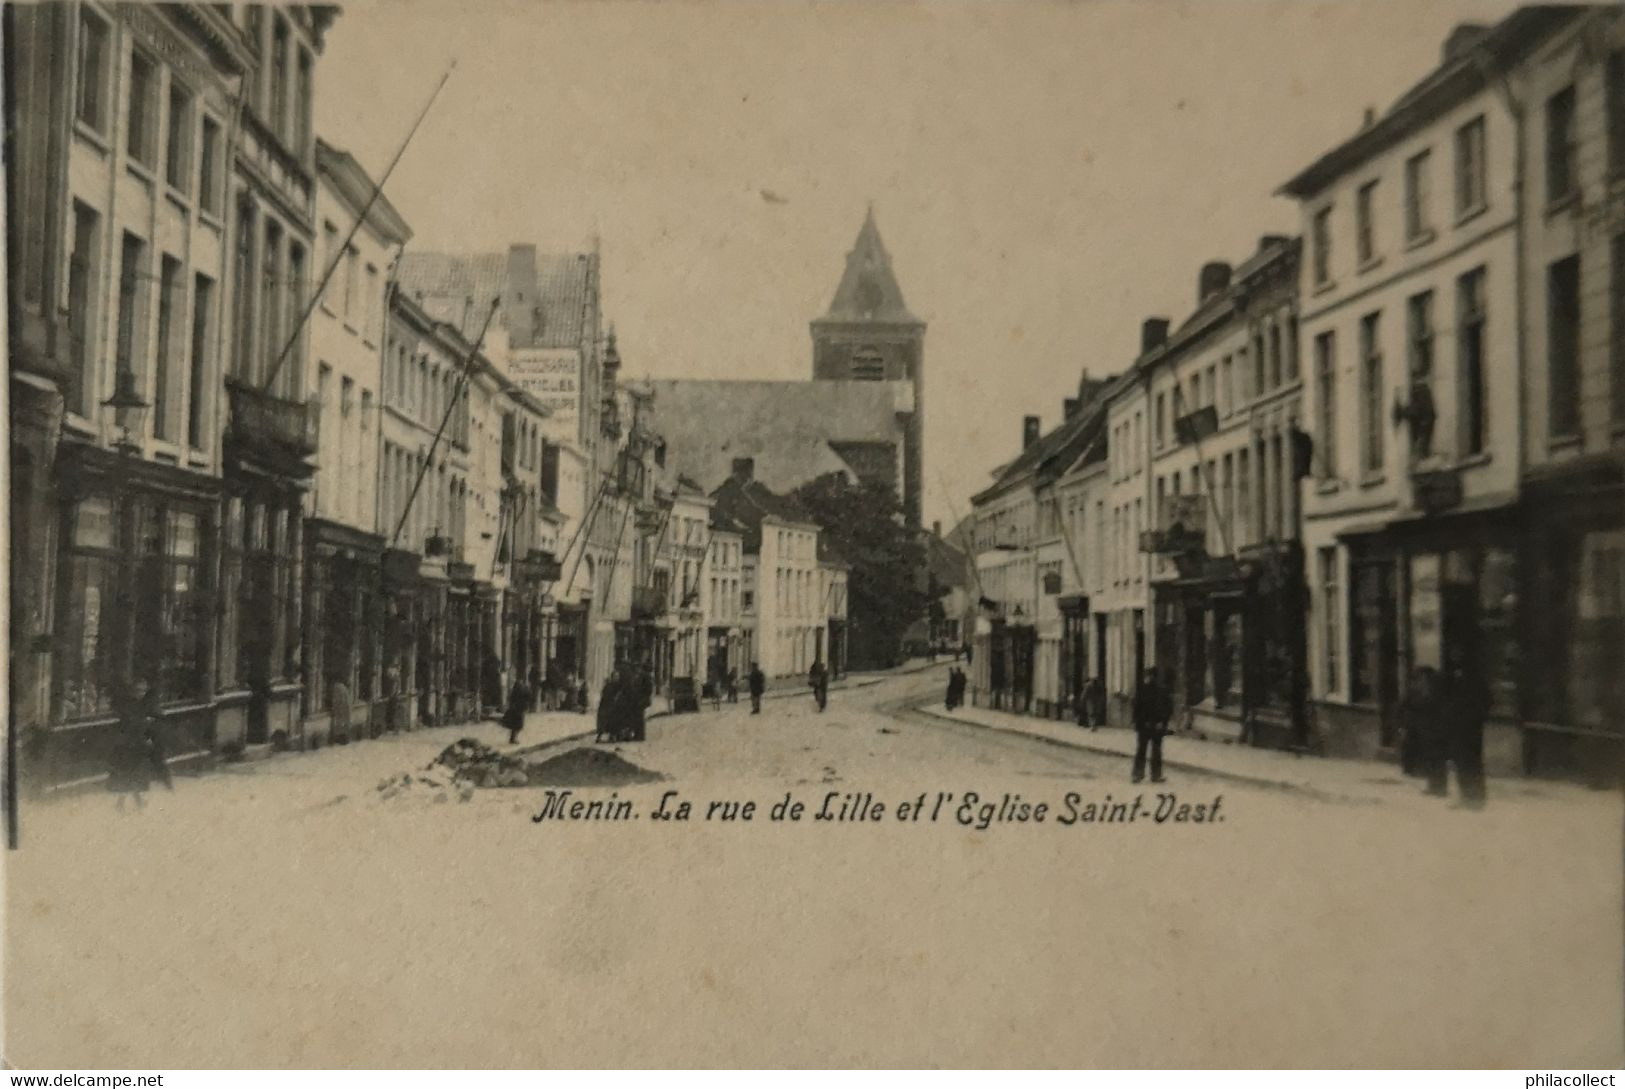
225, 378, 319, 458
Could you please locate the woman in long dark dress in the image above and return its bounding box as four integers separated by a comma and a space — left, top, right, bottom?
503, 675, 530, 745
109, 683, 171, 811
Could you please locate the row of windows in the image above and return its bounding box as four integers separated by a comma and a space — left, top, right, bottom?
386, 335, 470, 444
709, 576, 744, 621
75, 8, 227, 216
312, 362, 374, 527
773, 527, 816, 561
231, 199, 308, 399
380, 440, 467, 555
1313, 52, 1625, 291
64, 200, 218, 449
1314, 114, 1489, 288
1548, 236, 1625, 440
1110, 410, 1145, 483
319, 221, 384, 343
1152, 316, 1300, 451
1152, 431, 1297, 558
240, 3, 314, 158
775, 567, 825, 618
1311, 265, 1490, 485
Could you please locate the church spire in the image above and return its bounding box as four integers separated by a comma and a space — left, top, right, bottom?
818, 206, 919, 325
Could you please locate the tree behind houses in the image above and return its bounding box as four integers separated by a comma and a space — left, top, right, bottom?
791, 473, 929, 670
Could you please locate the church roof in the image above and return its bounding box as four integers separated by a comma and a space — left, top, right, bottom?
397, 249, 593, 349
644, 378, 907, 497
814, 207, 921, 326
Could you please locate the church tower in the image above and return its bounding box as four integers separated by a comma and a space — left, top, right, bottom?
810, 207, 927, 527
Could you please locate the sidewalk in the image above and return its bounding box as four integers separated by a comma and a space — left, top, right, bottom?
916, 699, 1595, 806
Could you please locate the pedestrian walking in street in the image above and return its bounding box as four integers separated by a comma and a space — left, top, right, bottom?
108, 682, 172, 812
1401, 665, 1444, 785
1442, 653, 1491, 809
330, 676, 352, 744
809, 660, 829, 712
596, 668, 624, 743
945, 668, 958, 711
1086, 676, 1106, 730
383, 662, 402, 733
748, 662, 766, 715
631, 663, 654, 742
1131, 668, 1170, 784
726, 668, 739, 704
503, 675, 530, 745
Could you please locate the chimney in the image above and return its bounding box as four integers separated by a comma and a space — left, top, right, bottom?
1141, 317, 1170, 353
731, 457, 755, 483
1442, 23, 1488, 65
504, 244, 538, 347
1259, 233, 1290, 253
1361, 105, 1377, 129
1078, 372, 1109, 407
1063, 397, 1081, 420
1198, 261, 1232, 303
1022, 416, 1041, 449
933, 520, 942, 538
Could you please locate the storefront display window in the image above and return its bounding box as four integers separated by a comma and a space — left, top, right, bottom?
137, 505, 211, 705
1213, 605, 1242, 709
56, 496, 118, 721
1568, 530, 1624, 731
218, 498, 243, 690
1478, 546, 1519, 721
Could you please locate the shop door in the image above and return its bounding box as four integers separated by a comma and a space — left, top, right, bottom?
1353, 561, 1401, 747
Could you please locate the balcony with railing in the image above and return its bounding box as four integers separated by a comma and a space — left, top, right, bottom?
631, 584, 666, 621
225, 377, 319, 472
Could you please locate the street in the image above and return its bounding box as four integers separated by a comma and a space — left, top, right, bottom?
5, 664, 1621, 1068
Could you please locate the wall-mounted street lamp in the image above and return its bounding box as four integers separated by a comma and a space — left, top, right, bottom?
103, 367, 149, 456
101, 366, 150, 746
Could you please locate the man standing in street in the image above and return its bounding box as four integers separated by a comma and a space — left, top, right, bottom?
1442, 651, 1490, 809
1132, 667, 1170, 784
632, 662, 654, 742
748, 662, 766, 715
809, 659, 829, 712
595, 667, 623, 744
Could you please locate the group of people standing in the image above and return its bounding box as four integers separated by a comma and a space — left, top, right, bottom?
594, 664, 657, 744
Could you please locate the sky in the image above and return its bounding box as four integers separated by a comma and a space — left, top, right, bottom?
316, 0, 1520, 531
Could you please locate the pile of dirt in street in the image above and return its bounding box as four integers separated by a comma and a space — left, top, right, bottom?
377, 738, 663, 799
527, 746, 664, 788
428, 738, 536, 788
374, 764, 475, 804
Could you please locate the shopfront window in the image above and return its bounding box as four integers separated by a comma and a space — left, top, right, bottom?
1349, 559, 1396, 708
136, 505, 212, 705
218, 498, 243, 690
1554, 531, 1625, 731
1211, 602, 1242, 710
1478, 547, 1519, 721
56, 496, 119, 721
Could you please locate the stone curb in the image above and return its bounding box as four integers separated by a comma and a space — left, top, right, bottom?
906, 702, 1373, 803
